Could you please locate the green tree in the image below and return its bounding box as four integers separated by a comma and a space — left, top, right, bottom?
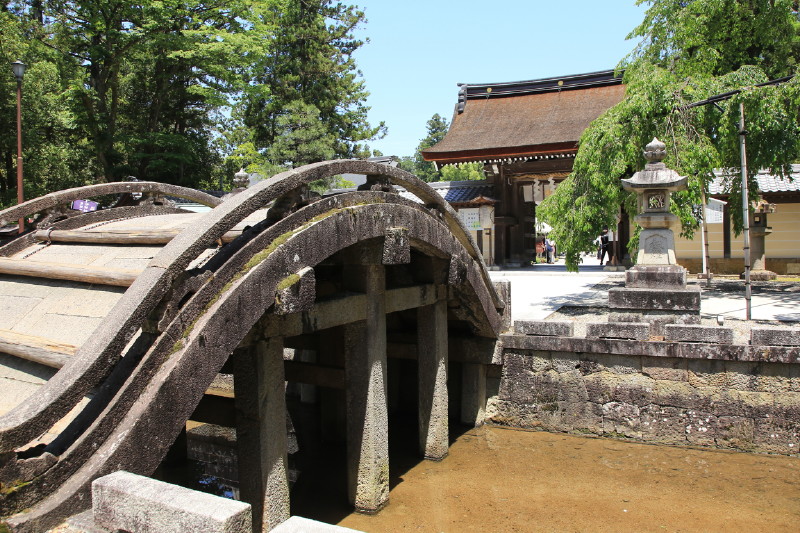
267, 100, 336, 167
440, 162, 485, 181
538, 0, 800, 271
413, 113, 449, 182
243, 0, 384, 168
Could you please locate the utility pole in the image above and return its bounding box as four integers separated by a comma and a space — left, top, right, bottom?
12, 60, 26, 234
738, 102, 752, 320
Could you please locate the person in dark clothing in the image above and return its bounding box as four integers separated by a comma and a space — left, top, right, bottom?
596, 227, 610, 265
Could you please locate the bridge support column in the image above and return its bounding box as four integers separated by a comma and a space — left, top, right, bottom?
461, 363, 486, 427
234, 338, 290, 533
345, 263, 389, 513
418, 299, 448, 460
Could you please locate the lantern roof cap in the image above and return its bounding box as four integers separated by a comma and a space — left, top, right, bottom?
621, 138, 687, 192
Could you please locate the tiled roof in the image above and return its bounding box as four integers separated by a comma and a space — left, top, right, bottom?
422, 71, 624, 164
428, 180, 496, 205
710, 165, 800, 194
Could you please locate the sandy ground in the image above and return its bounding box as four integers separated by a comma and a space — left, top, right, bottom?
331, 426, 800, 533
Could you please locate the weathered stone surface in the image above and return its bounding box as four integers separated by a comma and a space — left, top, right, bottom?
382, 227, 410, 265
501, 333, 800, 365
752, 417, 800, 454
551, 351, 581, 373
625, 265, 686, 289
687, 359, 728, 388
601, 401, 642, 438
642, 358, 687, 382
609, 310, 700, 336
494, 341, 800, 454
514, 320, 574, 337
92, 471, 252, 533
272, 516, 364, 532
274, 266, 315, 315
664, 324, 733, 344
639, 405, 685, 443
492, 280, 512, 335
586, 322, 650, 341
751, 327, 800, 347
715, 416, 756, 450
608, 287, 700, 312
637, 228, 677, 265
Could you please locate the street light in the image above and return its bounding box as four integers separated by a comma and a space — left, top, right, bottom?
11, 60, 26, 234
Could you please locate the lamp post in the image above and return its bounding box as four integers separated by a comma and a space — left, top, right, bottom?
11, 60, 26, 234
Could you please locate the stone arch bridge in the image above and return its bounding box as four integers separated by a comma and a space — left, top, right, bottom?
0, 161, 509, 532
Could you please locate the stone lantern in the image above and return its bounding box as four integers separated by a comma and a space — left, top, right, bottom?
233, 168, 250, 190
607, 138, 700, 332
747, 199, 777, 280
621, 138, 686, 266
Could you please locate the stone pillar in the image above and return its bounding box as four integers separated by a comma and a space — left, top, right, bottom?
234, 339, 290, 533
344, 262, 389, 513
417, 299, 448, 460
745, 205, 777, 280
460, 363, 486, 427
297, 349, 317, 404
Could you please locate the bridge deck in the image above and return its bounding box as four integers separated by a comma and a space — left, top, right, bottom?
0, 210, 267, 419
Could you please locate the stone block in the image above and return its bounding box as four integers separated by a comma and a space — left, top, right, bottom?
687, 359, 728, 388
529, 352, 552, 372
584, 373, 617, 404
586, 322, 650, 340
708, 389, 774, 418
609, 311, 700, 336
514, 320, 574, 337
754, 363, 793, 394
664, 324, 733, 344
682, 410, 717, 446
601, 401, 641, 438
272, 516, 364, 532
724, 361, 759, 391
607, 373, 656, 407
715, 416, 756, 451
639, 405, 686, 443
751, 327, 800, 347
625, 265, 686, 289
608, 287, 700, 312
92, 471, 252, 533
642, 357, 687, 381
652, 380, 713, 411
752, 417, 800, 454
551, 351, 581, 373
598, 353, 642, 374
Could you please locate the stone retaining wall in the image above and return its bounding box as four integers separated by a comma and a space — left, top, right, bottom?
489, 335, 800, 454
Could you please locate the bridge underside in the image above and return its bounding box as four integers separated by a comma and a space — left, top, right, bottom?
0, 162, 509, 532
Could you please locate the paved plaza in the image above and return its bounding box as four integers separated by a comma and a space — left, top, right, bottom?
490, 254, 800, 324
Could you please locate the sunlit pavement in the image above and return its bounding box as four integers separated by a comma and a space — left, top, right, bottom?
489, 255, 800, 323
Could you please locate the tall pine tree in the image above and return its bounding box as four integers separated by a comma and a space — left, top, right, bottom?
243, 0, 384, 168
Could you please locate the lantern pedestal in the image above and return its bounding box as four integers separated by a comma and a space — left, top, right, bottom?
607, 139, 700, 334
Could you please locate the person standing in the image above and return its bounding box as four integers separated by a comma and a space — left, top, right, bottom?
596, 227, 610, 265
544, 237, 555, 263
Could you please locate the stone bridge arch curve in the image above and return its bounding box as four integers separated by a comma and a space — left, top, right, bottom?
0, 161, 508, 532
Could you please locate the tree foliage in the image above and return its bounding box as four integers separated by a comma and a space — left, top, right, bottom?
411, 113, 449, 182
538, 0, 800, 271
242, 0, 384, 171
0, 0, 384, 206
440, 162, 485, 181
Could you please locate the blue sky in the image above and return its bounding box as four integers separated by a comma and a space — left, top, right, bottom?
352, 1, 648, 158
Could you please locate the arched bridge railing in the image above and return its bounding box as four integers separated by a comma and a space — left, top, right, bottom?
0, 161, 508, 532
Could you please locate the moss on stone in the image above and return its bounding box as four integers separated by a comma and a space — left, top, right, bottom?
276, 273, 301, 292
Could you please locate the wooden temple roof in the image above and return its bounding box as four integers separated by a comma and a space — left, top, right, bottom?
422, 70, 624, 165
